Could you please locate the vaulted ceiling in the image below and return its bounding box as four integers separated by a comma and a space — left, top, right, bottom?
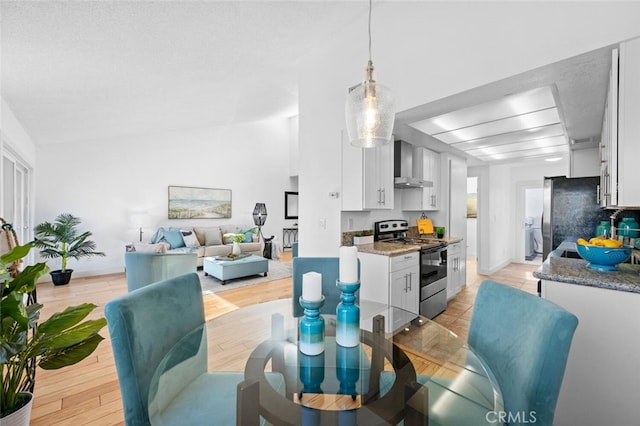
2, 1, 613, 166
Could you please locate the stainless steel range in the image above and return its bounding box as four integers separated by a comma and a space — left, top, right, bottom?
374, 220, 448, 319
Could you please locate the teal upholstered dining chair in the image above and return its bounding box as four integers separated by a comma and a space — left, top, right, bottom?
468, 279, 579, 426
124, 252, 197, 292
105, 272, 284, 425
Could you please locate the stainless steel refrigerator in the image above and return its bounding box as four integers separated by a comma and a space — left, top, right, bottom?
542, 176, 611, 259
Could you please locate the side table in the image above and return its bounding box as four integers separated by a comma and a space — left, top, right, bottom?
283, 227, 298, 250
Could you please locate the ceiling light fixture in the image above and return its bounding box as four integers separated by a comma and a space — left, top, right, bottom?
545, 157, 563, 162
345, 0, 395, 148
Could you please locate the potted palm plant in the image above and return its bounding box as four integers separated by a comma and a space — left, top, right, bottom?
1, 244, 107, 425
33, 213, 105, 285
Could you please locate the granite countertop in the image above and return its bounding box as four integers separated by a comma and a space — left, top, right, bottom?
533, 240, 640, 294
356, 242, 421, 256
356, 236, 464, 256
440, 236, 463, 244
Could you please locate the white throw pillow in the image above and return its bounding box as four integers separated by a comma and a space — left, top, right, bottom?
180, 229, 200, 247
204, 228, 223, 246
133, 243, 166, 253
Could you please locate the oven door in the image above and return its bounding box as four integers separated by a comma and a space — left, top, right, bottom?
421, 247, 447, 285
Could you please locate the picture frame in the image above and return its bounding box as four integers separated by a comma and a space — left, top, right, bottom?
168, 186, 232, 219
284, 191, 298, 219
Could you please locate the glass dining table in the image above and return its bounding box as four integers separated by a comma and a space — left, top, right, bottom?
149, 298, 504, 425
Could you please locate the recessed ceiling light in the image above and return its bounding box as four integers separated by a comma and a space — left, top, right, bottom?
545, 157, 563, 162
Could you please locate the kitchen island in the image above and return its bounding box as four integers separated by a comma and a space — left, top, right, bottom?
534, 244, 640, 426
534, 240, 640, 293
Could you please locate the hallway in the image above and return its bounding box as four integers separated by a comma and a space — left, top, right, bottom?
433, 260, 540, 340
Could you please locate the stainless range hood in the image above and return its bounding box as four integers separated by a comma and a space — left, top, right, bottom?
394, 140, 433, 188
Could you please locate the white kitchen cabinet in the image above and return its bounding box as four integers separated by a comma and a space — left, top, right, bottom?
341, 132, 394, 211
541, 280, 640, 425
446, 241, 465, 299
402, 147, 440, 211
359, 251, 419, 332
600, 38, 640, 207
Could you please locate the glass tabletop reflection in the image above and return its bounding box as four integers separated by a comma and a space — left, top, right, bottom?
149, 298, 503, 425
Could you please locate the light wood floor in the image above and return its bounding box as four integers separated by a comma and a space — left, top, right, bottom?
30, 254, 538, 425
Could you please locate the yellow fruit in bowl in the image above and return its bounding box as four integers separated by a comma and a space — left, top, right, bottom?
589, 237, 604, 246
602, 239, 623, 248
576, 238, 589, 246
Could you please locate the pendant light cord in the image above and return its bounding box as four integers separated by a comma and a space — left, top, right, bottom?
368, 0, 372, 63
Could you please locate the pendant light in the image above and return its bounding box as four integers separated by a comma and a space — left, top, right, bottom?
345, 0, 395, 148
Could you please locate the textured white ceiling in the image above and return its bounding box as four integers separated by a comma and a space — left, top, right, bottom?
2, 0, 613, 165
1, 0, 367, 145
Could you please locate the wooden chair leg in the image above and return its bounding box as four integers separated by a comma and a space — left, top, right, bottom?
237, 378, 260, 426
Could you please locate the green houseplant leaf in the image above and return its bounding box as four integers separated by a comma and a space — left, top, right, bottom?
1, 244, 107, 418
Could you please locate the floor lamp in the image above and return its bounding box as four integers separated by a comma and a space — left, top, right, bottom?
253, 203, 267, 241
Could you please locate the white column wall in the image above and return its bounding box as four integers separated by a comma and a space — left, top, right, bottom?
298, 1, 640, 257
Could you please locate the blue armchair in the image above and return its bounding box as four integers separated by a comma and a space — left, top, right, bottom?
105, 272, 283, 425
468, 280, 578, 426
124, 252, 197, 292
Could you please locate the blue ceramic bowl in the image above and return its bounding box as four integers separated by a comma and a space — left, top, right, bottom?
576, 244, 632, 270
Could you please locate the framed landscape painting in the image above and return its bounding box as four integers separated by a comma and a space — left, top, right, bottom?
168, 186, 232, 219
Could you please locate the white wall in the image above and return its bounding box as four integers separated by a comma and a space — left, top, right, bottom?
1, 98, 36, 166
35, 118, 294, 276
299, 1, 640, 257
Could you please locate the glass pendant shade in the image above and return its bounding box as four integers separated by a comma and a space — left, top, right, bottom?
345, 74, 395, 148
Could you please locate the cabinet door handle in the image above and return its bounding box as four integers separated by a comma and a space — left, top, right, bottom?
408, 273, 412, 291
381, 188, 386, 205
377, 189, 382, 205
404, 273, 408, 292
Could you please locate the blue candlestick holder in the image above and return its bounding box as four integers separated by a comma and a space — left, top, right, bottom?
299, 296, 325, 356
336, 344, 360, 398
299, 351, 325, 397
336, 280, 360, 347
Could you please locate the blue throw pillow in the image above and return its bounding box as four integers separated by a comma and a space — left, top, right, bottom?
163, 229, 185, 249
240, 229, 254, 243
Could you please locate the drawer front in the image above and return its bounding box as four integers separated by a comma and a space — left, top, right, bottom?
390, 251, 419, 272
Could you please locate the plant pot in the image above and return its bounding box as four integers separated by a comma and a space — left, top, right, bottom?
1, 392, 33, 426
50, 269, 73, 286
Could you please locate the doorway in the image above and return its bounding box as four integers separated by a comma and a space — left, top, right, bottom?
466, 176, 478, 260
1, 146, 32, 246
519, 184, 543, 264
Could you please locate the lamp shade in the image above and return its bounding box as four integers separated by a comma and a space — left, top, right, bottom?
253, 203, 267, 226
345, 77, 395, 148
129, 212, 151, 228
